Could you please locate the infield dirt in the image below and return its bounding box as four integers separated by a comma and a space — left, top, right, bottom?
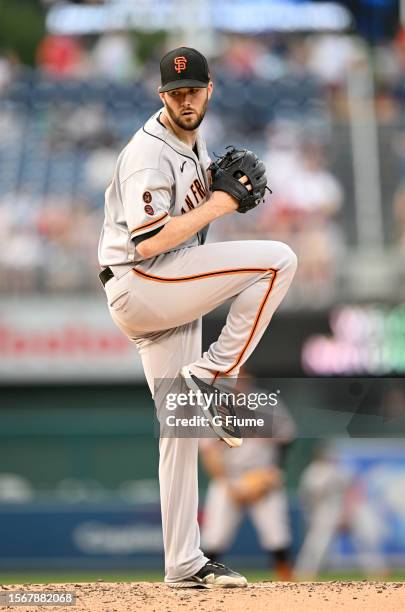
1, 581, 404, 611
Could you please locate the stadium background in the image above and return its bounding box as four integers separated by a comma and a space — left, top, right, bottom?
1, 0, 405, 582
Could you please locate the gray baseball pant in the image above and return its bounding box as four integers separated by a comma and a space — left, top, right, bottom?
104, 240, 297, 582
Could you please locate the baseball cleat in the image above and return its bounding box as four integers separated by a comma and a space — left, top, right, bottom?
180, 366, 243, 448
167, 560, 248, 588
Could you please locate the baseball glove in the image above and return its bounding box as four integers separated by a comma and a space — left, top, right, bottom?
229, 466, 282, 505
209, 146, 271, 214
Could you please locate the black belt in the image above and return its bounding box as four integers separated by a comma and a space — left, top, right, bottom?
99, 267, 114, 287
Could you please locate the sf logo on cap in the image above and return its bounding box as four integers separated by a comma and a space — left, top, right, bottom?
174, 56, 187, 74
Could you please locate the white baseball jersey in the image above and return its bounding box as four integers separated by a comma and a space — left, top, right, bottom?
98, 109, 211, 267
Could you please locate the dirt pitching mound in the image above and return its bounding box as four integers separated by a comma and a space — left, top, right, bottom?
1, 581, 404, 612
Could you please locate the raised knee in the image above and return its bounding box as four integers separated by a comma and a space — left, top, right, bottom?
283, 245, 298, 274
266, 241, 297, 275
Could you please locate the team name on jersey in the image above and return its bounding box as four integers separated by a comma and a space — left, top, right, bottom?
181, 178, 207, 214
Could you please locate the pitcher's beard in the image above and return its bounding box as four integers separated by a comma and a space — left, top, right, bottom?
165, 95, 208, 131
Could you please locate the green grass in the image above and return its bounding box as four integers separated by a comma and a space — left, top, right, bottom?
0, 570, 405, 585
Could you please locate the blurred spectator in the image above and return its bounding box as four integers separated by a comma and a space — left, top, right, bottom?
286, 37, 312, 78
92, 32, 139, 81
307, 34, 364, 117
284, 141, 343, 216
307, 35, 362, 87
272, 140, 344, 306
0, 190, 100, 293
85, 139, 120, 195
264, 120, 303, 204
36, 35, 89, 78
0, 50, 20, 92
220, 36, 264, 78
48, 103, 113, 151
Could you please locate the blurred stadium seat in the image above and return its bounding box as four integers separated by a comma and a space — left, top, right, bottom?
0, 29, 403, 303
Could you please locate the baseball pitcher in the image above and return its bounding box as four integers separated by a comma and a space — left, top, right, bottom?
98, 46, 297, 588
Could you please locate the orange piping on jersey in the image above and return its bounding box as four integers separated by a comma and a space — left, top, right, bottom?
132, 266, 278, 375
131, 212, 169, 235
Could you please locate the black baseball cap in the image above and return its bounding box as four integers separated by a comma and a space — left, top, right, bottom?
159, 47, 210, 93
